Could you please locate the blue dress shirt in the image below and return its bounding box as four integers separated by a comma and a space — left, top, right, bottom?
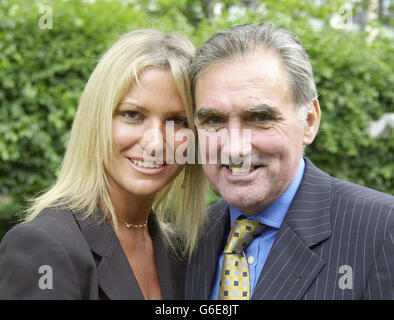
209, 158, 306, 299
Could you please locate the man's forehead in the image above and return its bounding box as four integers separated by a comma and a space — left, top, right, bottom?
195, 53, 288, 104
198, 49, 283, 81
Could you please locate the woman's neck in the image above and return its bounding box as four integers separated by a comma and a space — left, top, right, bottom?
109, 188, 156, 226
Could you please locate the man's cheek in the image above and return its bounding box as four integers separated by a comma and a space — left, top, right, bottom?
198, 132, 222, 165
202, 165, 222, 190
202, 164, 217, 177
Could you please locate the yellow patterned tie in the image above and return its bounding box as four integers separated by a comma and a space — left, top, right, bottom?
218, 216, 265, 300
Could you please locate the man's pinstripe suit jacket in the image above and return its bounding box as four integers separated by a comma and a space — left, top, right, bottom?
186, 158, 394, 299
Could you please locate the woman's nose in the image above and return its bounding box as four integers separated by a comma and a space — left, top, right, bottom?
140, 120, 165, 160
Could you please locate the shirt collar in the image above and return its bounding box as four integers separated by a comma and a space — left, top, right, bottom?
229, 157, 305, 229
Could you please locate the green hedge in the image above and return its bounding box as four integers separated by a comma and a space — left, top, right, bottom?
1, 0, 393, 238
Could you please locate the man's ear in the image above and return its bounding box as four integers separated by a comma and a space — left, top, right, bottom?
303, 98, 321, 146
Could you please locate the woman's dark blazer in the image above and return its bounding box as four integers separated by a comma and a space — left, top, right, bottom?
0, 206, 185, 299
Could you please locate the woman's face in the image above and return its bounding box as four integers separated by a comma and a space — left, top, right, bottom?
105, 68, 189, 201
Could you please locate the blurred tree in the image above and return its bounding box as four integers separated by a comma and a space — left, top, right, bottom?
352, 0, 394, 27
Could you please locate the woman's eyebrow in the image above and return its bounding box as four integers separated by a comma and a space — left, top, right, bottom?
162, 110, 187, 117
117, 101, 145, 110
117, 102, 186, 119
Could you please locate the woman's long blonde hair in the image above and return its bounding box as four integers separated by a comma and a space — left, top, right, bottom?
22, 29, 207, 259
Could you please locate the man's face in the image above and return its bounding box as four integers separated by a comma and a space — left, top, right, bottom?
195, 50, 315, 214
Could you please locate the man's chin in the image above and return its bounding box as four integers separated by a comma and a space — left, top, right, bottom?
221, 191, 268, 215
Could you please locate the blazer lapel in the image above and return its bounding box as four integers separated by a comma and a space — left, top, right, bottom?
75, 210, 144, 299
186, 201, 230, 299
150, 215, 186, 299
252, 157, 332, 299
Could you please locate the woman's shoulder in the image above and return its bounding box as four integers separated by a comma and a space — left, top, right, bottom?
0, 207, 93, 298
25, 204, 76, 223
0, 206, 98, 299
0, 205, 97, 273
10, 206, 83, 245
1, 206, 92, 261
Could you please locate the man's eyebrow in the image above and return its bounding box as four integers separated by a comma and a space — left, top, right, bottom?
194, 104, 282, 124
195, 108, 225, 120
196, 108, 222, 116
243, 104, 284, 119
244, 104, 278, 113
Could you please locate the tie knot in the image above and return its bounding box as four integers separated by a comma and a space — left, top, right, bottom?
224, 216, 265, 254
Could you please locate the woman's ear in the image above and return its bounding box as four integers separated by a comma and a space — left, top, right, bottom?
303, 98, 321, 146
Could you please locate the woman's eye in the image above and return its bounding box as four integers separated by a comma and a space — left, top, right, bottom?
168, 117, 189, 128
121, 111, 145, 121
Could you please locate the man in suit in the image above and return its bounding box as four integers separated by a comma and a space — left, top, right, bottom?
186, 23, 394, 300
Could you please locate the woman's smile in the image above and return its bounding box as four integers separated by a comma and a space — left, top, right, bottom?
126, 157, 168, 175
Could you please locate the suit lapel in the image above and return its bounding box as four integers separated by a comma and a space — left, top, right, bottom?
96, 230, 145, 299
252, 222, 326, 299
150, 216, 186, 299
252, 157, 332, 299
75, 210, 144, 299
186, 201, 230, 299
76, 209, 182, 299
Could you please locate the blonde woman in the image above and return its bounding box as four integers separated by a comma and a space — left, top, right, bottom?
0, 30, 207, 299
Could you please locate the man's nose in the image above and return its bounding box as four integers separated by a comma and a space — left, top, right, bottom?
223, 120, 251, 164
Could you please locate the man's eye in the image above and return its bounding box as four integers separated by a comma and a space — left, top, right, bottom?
121, 111, 145, 121
250, 113, 270, 122
206, 116, 224, 126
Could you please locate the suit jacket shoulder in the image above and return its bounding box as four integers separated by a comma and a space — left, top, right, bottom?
0, 207, 98, 299
276, 158, 394, 299
331, 175, 394, 209
320, 170, 394, 299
